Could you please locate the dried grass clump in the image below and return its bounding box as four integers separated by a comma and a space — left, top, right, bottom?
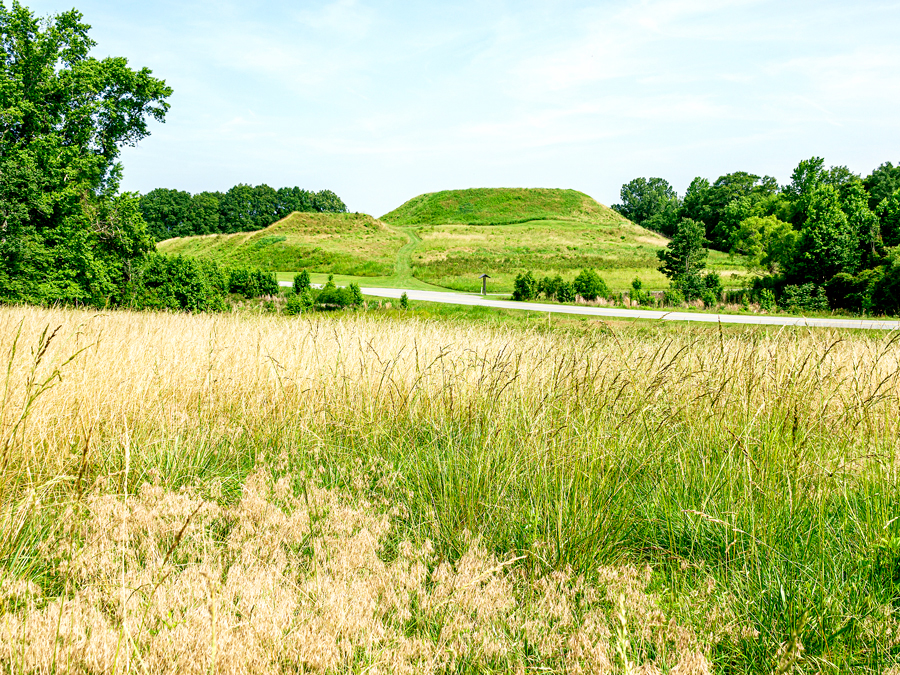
0, 472, 710, 673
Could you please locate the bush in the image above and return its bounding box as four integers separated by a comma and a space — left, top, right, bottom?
759, 289, 776, 311
129, 254, 229, 312
538, 275, 560, 299
348, 282, 364, 306
229, 268, 279, 298
700, 290, 718, 309
781, 283, 829, 312
512, 271, 538, 301
284, 289, 312, 315
555, 280, 575, 303
573, 269, 609, 301
630, 278, 652, 305
663, 288, 684, 307
702, 272, 723, 300
400, 292, 409, 310
293, 270, 311, 294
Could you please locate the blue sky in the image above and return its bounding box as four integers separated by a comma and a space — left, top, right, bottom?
26, 0, 900, 216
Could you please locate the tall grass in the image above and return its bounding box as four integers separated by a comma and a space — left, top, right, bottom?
0, 306, 897, 673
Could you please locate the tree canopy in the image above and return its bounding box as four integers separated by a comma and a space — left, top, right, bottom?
0, 1, 171, 305
140, 184, 348, 241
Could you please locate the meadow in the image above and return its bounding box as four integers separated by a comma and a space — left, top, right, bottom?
161, 188, 751, 294
1, 306, 898, 674
157, 212, 406, 277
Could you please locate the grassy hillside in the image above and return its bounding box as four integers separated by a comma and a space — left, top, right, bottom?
381, 187, 625, 226
157, 212, 405, 277
383, 188, 745, 292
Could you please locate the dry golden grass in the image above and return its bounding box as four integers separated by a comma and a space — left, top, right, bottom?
0, 305, 898, 672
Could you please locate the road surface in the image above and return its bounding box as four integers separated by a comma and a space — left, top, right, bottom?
278, 282, 900, 331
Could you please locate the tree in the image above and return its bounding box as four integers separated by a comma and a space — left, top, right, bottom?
573, 269, 609, 300
0, 2, 172, 305
730, 215, 798, 273
877, 189, 900, 248
613, 178, 679, 234
512, 270, 538, 301
657, 218, 708, 299
841, 179, 880, 263
139, 188, 192, 240
864, 162, 900, 211
293, 269, 311, 294
789, 184, 859, 283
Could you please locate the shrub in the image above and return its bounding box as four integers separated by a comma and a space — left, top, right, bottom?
573, 269, 609, 301
781, 283, 829, 312
630, 278, 652, 305
348, 282, 364, 306
538, 276, 559, 299
284, 289, 312, 315
555, 280, 575, 303
229, 268, 279, 298
400, 292, 409, 310
293, 269, 311, 294
702, 272, 723, 300
759, 289, 776, 311
512, 271, 538, 301
663, 288, 684, 307
129, 254, 230, 312
700, 290, 718, 309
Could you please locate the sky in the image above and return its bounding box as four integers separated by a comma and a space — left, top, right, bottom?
24, 0, 900, 216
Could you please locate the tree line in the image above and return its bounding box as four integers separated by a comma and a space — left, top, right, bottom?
140, 185, 348, 242
615, 159, 900, 314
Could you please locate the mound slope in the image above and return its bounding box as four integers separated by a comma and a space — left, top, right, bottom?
381, 188, 627, 226
156, 212, 405, 277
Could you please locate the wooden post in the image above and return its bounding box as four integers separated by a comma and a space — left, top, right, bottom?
479, 273, 490, 296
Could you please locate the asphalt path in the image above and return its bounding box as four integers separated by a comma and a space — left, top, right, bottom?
278, 282, 900, 331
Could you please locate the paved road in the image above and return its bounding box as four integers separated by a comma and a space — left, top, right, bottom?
278, 282, 900, 331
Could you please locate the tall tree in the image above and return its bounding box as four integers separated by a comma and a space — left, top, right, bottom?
612, 177, 679, 234
657, 218, 708, 298
0, 2, 171, 305
866, 162, 900, 212
789, 184, 859, 283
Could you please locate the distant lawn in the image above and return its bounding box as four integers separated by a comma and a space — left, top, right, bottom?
157, 212, 405, 277
408, 219, 747, 293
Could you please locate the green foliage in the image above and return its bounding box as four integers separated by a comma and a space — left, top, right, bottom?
864, 161, 900, 211
283, 289, 313, 315
127, 254, 228, 312
790, 185, 859, 283
612, 177, 680, 235
629, 277, 652, 305
141, 184, 348, 241
399, 292, 409, 310
554, 280, 575, 303
877, 188, 900, 247
512, 271, 538, 301
0, 2, 171, 306
730, 215, 798, 272
758, 288, 776, 311
228, 268, 279, 298
293, 269, 311, 294
657, 218, 708, 300
781, 283, 829, 312
662, 288, 684, 306
573, 269, 609, 300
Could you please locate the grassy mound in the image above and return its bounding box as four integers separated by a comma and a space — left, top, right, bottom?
157, 212, 405, 277
381, 187, 625, 226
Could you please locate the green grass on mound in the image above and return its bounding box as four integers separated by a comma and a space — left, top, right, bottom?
157, 212, 406, 277
380, 187, 627, 226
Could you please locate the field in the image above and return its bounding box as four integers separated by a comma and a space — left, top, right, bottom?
156, 212, 406, 277
159, 188, 749, 294
0, 305, 898, 673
